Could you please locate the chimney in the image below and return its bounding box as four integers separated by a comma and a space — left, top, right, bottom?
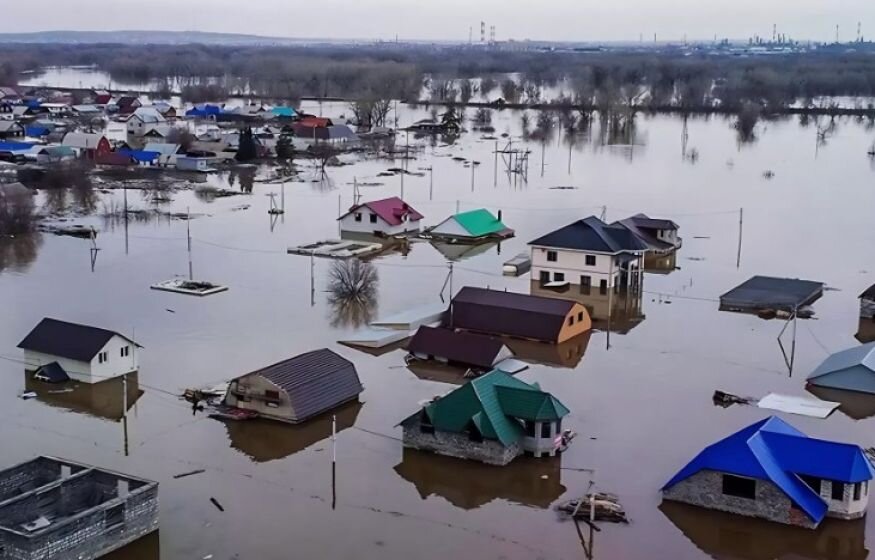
497, 209, 503, 222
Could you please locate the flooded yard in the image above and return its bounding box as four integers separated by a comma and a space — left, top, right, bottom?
2, 102, 875, 560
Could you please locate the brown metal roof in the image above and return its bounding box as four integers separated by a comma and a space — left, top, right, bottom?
407, 326, 507, 369
447, 287, 578, 343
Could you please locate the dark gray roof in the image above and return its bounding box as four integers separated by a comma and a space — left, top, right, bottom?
625, 215, 678, 230
447, 287, 578, 342
861, 284, 875, 300
720, 276, 824, 312
407, 326, 506, 369
613, 214, 676, 252
17, 318, 135, 362
529, 216, 648, 254
33, 362, 69, 383
248, 349, 363, 422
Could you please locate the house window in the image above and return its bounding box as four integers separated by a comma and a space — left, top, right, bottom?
722, 474, 756, 500
540, 422, 552, 438
97, 351, 108, 364
585, 255, 597, 266
568, 316, 574, 326
369, 213, 378, 224
553, 272, 565, 282
264, 390, 281, 407
599, 279, 608, 294
577, 312, 584, 322
467, 422, 483, 443
524, 420, 537, 437
539, 271, 550, 284
354, 213, 362, 222
854, 482, 862, 501
580, 275, 591, 287
546, 250, 558, 263
832, 481, 845, 501
799, 475, 822, 495
865, 481, 869, 496
120, 346, 130, 358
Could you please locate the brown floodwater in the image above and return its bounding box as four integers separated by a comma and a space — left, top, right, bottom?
2, 104, 875, 560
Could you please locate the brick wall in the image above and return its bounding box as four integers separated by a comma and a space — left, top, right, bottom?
662, 469, 818, 529
402, 417, 521, 466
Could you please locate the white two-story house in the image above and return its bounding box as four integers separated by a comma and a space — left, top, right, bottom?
18, 318, 141, 384
337, 197, 423, 237
529, 216, 649, 292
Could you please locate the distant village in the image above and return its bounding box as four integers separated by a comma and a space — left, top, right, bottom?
2, 71, 875, 559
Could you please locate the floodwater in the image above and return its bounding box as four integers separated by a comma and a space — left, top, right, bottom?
2, 94, 875, 560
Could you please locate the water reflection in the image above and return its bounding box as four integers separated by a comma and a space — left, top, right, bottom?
530, 282, 645, 335
23, 371, 144, 422
406, 362, 471, 385
806, 385, 875, 421
221, 401, 362, 463
503, 331, 591, 369
0, 233, 42, 274
102, 530, 160, 560
660, 501, 868, 560
394, 448, 566, 510
429, 240, 498, 262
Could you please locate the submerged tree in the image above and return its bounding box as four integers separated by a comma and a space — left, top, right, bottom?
735, 102, 762, 143
327, 259, 379, 328
473, 108, 493, 126
0, 184, 36, 235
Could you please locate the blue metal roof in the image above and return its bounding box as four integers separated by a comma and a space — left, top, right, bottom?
809, 342, 875, 381
272, 107, 297, 118
118, 149, 160, 163
663, 416, 874, 523
0, 141, 36, 152
24, 126, 49, 137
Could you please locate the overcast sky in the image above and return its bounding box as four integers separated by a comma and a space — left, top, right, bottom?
2, 0, 873, 43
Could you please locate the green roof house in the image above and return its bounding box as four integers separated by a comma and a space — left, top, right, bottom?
428, 209, 514, 241
399, 370, 571, 465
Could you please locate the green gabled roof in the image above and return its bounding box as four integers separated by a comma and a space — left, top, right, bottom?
423, 370, 569, 446
495, 386, 570, 421
454, 209, 509, 237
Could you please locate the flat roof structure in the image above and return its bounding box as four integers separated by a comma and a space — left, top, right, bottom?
0, 457, 158, 560
719, 276, 824, 313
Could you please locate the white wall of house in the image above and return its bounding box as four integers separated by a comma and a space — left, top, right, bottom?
531, 246, 624, 288
657, 229, 679, 245
88, 335, 139, 383
22, 350, 92, 383
339, 211, 420, 235
430, 218, 470, 238
820, 479, 870, 519
126, 117, 145, 135
521, 420, 562, 457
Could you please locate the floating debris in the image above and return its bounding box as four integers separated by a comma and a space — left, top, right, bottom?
550, 186, 578, 190
173, 469, 206, 480
713, 390, 754, 408
557, 493, 629, 524
762, 170, 775, 179
503, 252, 531, 276
150, 279, 229, 297
37, 224, 94, 238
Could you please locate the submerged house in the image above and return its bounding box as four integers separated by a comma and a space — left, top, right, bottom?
224, 349, 363, 424
399, 369, 571, 465
428, 209, 514, 241
407, 326, 513, 370
18, 318, 140, 384
662, 416, 874, 529
529, 216, 648, 291
807, 342, 875, 395
720, 276, 824, 315
447, 287, 591, 344
0, 456, 158, 560
338, 197, 423, 236
613, 214, 681, 272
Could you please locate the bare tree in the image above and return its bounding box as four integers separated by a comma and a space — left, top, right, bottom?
459, 79, 478, 105
0, 184, 36, 235
500, 79, 520, 103
309, 143, 340, 178
166, 128, 197, 152
328, 259, 378, 303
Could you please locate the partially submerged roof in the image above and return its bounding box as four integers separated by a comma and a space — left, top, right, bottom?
433, 209, 513, 238
241, 349, 363, 421
529, 216, 648, 254
416, 370, 569, 446
720, 276, 824, 312
407, 326, 509, 369
861, 284, 875, 300
33, 362, 70, 383
613, 213, 678, 252
18, 318, 137, 363
663, 416, 875, 524
807, 342, 875, 394
448, 287, 585, 342
340, 197, 423, 226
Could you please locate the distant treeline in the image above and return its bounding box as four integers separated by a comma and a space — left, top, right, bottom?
2, 43, 875, 112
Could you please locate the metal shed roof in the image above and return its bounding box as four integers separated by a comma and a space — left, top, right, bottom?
407, 326, 508, 369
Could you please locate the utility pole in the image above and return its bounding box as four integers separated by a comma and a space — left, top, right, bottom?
122, 371, 129, 457
736, 207, 744, 268
123, 184, 129, 255
310, 251, 316, 307
428, 166, 434, 200
331, 414, 337, 510
187, 207, 193, 281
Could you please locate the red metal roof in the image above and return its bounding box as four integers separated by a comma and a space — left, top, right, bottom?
353, 197, 423, 226
298, 116, 332, 128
